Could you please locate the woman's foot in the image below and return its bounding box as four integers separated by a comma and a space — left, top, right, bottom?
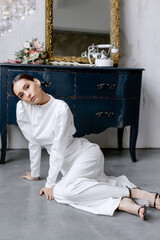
131, 188, 160, 209
118, 197, 147, 220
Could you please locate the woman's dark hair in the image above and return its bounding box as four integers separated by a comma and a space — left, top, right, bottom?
12, 73, 34, 96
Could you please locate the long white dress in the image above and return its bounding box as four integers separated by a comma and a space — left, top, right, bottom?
16, 95, 136, 216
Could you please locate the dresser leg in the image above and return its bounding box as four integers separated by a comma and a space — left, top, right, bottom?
130, 126, 138, 162
118, 128, 124, 150
0, 130, 7, 164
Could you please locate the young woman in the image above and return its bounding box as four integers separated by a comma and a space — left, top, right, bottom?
12, 73, 160, 220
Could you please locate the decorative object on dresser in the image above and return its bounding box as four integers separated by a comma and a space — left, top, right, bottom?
14, 38, 48, 65
82, 43, 119, 67
0, 63, 144, 163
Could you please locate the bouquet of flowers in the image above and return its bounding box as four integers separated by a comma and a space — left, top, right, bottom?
15, 38, 48, 64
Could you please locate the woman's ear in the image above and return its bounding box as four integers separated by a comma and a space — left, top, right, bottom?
33, 78, 41, 87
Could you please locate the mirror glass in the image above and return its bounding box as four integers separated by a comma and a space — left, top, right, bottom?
53, 0, 110, 57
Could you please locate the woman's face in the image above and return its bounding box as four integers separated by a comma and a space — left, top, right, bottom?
13, 78, 45, 105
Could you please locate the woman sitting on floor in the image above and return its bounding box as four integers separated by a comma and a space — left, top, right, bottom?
12, 73, 160, 220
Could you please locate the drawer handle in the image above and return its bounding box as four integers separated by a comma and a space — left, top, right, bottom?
97, 83, 116, 90
41, 81, 52, 88
96, 112, 115, 118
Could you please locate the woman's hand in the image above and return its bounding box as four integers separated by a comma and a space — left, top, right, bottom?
40, 187, 54, 200
21, 171, 40, 180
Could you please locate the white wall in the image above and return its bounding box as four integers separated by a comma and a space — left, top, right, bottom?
0, 0, 45, 149
0, 0, 160, 149
0, 0, 45, 62
119, 0, 160, 148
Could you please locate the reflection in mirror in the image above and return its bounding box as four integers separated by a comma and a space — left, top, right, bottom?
53, 0, 110, 57
45, 0, 120, 64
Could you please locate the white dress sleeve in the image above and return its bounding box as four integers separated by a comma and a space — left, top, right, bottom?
16, 101, 41, 178
45, 102, 74, 188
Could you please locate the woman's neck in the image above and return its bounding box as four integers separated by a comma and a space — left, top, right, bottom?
39, 92, 51, 105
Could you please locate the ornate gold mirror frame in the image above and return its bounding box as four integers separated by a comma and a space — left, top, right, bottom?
45, 0, 120, 65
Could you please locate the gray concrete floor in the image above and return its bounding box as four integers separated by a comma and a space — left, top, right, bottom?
0, 149, 160, 240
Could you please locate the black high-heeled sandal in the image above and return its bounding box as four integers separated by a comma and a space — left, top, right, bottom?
153, 193, 160, 209
126, 186, 149, 207
120, 196, 147, 220
138, 205, 147, 221
127, 186, 143, 198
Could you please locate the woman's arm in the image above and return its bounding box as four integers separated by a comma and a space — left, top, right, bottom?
45, 102, 75, 188
28, 141, 41, 178
16, 101, 41, 179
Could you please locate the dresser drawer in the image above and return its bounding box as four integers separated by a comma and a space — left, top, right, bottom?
8, 69, 75, 96
74, 99, 136, 137
7, 96, 75, 125
76, 72, 140, 98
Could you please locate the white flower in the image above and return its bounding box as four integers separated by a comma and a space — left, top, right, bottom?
23, 41, 30, 49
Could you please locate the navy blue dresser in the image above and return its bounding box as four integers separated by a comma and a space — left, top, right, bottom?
0, 63, 144, 163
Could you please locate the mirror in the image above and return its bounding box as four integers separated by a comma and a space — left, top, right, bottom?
45, 0, 119, 64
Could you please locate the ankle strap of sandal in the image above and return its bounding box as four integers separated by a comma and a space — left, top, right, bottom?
154, 193, 159, 208
126, 186, 132, 198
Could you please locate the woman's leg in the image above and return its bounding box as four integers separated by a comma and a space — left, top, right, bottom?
54, 145, 136, 216
130, 188, 160, 209
118, 197, 147, 220
54, 176, 130, 216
